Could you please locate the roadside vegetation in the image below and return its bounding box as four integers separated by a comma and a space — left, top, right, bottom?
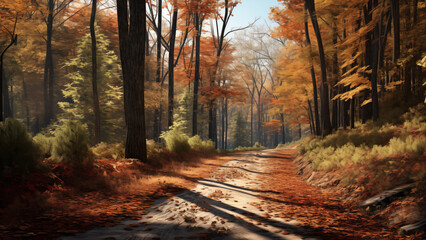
298, 103, 425, 195
296, 102, 426, 233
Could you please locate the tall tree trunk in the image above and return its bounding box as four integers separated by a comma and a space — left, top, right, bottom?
90, 0, 101, 143
308, 100, 316, 135
364, 0, 380, 122
221, 102, 225, 149
224, 98, 228, 149
0, 18, 18, 122
350, 97, 355, 128
371, 16, 380, 122
331, 24, 339, 129
192, 11, 201, 136
168, 4, 178, 128
1, 70, 12, 120
250, 94, 254, 146
362, 2, 373, 122
154, 0, 163, 139
3, 72, 12, 118
44, 0, 55, 126
22, 76, 30, 129
257, 94, 262, 144
298, 124, 302, 140
10, 77, 13, 117
209, 0, 231, 146
304, 9, 321, 136
305, 0, 332, 137
116, 0, 147, 161
280, 113, 285, 144
0, 55, 3, 121
391, 0, 400, 63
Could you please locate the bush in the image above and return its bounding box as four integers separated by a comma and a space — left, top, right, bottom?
146, 139, 163, 159
160, 128, 190, 153
52, 120, 93, 166
33, 133, 54, 157
188, 135, 215, 152
371, 135, 426, 158
0, 119, 41, 177
91, 142, 125, 160
306, 143, 369, 171
253, 142, 266, 150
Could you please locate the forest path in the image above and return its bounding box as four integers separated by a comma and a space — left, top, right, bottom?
62, 147, 318, 240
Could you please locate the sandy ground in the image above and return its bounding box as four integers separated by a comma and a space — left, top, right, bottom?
62, 148, 319, 240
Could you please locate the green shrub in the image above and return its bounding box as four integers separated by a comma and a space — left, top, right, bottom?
306, 143, 368, 171
160, 128, 190, 153
52, 120, 93, 166
371, 135, 426, 158
0, 119, 41, 177
33, 133, 54, 157
91, 142, 125, 160
188, 135, 215, 152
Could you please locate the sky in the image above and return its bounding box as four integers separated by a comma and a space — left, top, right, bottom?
226, 0, 280, 31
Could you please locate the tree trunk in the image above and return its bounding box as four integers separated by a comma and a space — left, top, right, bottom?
304, 9, 321, 136
192, 11, 201, 136
280, 113, 285, 144
331, 24, 339, 129
44, 0, 55, 126
1, 70, 12, 120
250, 94, 254, 146
154, 0, 163, 139
3, 72, 12, 119
22, 76, 30, 129
308, 100, 316, 135
363, 0, 379, 122
306, 0, 332, 137
116, 0, 147, 161
0, 55, 3, 121
257, 94, 262, 144
168, 4, 178, 128
391, 0, 400, 63
0, 17, 17, 121
371, 17, 380, 122
224, 98, 228, 149
90, 0, 101, 143
350, 97, 355, 129
221, 102, 225, 148
298, 124, 302, 140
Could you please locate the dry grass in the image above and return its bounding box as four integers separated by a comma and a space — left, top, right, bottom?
0, 153, 233, 239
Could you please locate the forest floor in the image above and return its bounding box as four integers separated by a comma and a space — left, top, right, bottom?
58, 146, 412, 240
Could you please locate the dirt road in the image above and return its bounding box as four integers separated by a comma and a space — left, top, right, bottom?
62, 147, 319, 240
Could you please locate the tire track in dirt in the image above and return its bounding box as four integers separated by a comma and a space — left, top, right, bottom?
62, 148, 319, 240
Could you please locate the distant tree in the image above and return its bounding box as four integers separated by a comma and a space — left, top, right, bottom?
231, 111, 249, 148
172, 86, 193, 136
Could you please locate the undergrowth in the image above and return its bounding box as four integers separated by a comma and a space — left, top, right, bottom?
218, 142, 267, 153
160, 128, 216, 154
0, 119, 42, 178
299, 104, 426, 196
52, 120, 93, 166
